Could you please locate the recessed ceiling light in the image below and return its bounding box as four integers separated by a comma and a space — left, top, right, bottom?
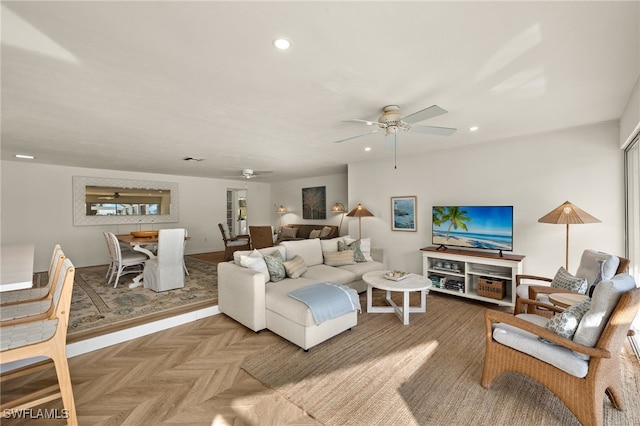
469, 126, 479, 132
364, 147, 372, 152
273, 38, 291, 50
15, 154, 35, 159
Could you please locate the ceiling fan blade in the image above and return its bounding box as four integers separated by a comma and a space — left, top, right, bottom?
401, 105, 447, 124
410, 124, 457, 136
343, 119, 382, 127
384, 132, 396, 149
334, 129, 380, 143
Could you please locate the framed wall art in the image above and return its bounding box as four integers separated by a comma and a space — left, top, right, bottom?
391, 196, 417, 231
302, 186, 326, 219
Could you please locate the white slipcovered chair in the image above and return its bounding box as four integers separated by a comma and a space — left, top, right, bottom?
143, 228, 186, 292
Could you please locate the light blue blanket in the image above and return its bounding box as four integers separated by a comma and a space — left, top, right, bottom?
288, 283, 361, 325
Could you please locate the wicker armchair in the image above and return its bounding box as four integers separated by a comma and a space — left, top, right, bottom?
249, 225, 275, 250
482, 277, 640, 426
218, 223, 251, 261
514, 250, 630, 317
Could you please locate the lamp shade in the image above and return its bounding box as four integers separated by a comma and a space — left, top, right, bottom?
346, 204, 374, 218
538, 201, 600, 270
331, 202, 346, 213
538, 201, 600, 225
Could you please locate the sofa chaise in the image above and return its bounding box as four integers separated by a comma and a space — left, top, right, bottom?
218, 237, 386, 350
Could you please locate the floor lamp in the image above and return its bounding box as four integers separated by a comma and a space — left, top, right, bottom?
331, 202, 346, 235
538, 201, 600, 270
346, 203, 374, 239
276, 204, 287, 228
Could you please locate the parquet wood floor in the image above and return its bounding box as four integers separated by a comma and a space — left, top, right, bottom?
1, 313, 320, 425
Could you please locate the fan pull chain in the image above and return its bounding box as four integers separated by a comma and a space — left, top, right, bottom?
394, 133, 397, 169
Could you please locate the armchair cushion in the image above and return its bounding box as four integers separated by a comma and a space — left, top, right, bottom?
575, 249, 619, 287
493, 316, 589, 378
550, 267, 588, 294
572, 274, 636, 359
545, 299, 591, 339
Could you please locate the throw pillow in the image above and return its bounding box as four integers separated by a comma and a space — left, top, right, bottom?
239, 250, 270, 282
280, 227, 298, 239
346, 237, 373, 262
309, 229, 321, 239
283, 255, 307, 279
323, 250, 356, 266
319, 226, 333, 238
550, 267, 588, 294
264, 250, 286, 282
338, 240, 366, 262
544, 299, 592, 340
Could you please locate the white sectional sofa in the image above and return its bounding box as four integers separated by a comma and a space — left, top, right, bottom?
217, 237, 386, 350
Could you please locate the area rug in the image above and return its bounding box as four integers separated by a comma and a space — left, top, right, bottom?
65, 256, 217, 336
242, 293, 640, 426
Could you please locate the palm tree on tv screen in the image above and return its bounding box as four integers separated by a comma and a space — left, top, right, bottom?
441, 207, 471, 240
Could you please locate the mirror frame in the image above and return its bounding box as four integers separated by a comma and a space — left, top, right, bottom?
73, 176, 179, 226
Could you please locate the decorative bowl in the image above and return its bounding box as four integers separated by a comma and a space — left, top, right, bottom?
130, 230, 159, 238
384, 270, 410, 281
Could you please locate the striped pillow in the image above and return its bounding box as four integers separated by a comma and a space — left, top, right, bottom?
283, 255, 307, 279
323, 250, 355, 266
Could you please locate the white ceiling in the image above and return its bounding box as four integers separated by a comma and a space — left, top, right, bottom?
2, 1, 638, 182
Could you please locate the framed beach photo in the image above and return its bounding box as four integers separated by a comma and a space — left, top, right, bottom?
391, 196, 417, 231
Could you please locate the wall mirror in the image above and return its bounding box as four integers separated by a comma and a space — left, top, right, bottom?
73, 176, 179, 226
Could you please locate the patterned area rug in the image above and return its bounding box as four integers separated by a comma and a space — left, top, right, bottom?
65, 256, 217, 336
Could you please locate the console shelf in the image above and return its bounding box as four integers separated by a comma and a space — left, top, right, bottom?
421, 246, 525, 307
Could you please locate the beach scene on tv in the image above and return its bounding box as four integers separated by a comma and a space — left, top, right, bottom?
432, 206, 513, 251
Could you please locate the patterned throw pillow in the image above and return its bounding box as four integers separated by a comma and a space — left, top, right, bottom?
309, 229, 321, 239
264, 250, 286, 282
550, 267, 588, 294
283, 255, 307, 279
323, 250, 356, 266
545, 299, 592, 339
280, 227, 298, 239
338, 240, 366, 262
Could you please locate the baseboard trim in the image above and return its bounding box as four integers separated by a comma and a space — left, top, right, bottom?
0, 306, 220, 373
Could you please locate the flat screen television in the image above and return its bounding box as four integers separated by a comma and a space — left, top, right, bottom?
432, 205, 513, 255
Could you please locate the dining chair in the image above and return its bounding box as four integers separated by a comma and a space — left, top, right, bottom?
143, 228, 186, 292
106, 232, 148, 288
183, 229, 189, 276
0, 244, 65, 306
249, 225, 275, 250
0, 257, 78, 425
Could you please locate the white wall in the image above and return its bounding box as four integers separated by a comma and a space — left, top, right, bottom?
347, 121, 625, 278
0, 162, 271, 270
270, 173, 348, 233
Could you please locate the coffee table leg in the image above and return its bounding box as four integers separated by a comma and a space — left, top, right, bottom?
367, 285, 373, 313
402, 291, 410, 325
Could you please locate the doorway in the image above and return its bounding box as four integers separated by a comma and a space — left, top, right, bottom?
226, 189, 247, 236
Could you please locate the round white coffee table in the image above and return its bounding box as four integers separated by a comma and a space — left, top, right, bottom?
363, 271, 432, 325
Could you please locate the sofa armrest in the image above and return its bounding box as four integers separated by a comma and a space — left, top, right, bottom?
371, 247, 387, 268
217, 261, 267, 332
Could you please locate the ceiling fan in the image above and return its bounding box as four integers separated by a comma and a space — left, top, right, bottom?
334, 104, 457, 146
224, 169, 273, 180
98, 192, 120, 200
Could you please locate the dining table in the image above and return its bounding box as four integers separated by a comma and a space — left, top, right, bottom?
1, 243, 35, 292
